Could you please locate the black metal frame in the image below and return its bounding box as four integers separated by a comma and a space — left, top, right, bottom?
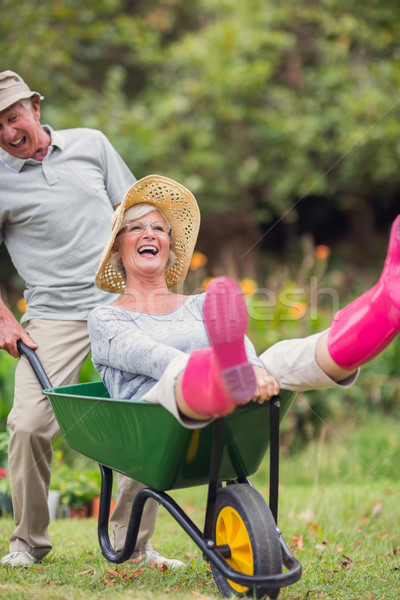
97, 399, 301, 592
17, 340, 52, 389
18, 340, 302, 593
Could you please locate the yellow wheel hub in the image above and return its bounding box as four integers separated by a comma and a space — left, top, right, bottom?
215, 505, 254, 593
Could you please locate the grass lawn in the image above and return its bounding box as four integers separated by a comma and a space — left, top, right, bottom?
0, 414, 399, 599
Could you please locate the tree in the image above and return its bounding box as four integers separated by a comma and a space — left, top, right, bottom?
2, 0, 400, 276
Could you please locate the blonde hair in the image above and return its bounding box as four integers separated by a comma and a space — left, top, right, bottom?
109, 203, 176, 279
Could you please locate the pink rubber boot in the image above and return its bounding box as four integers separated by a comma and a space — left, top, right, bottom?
181, 277, 256, 418
327, 215, 400, 370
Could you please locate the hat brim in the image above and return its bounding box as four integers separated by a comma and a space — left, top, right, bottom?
95, 174, 201, 294
0, 90, 43, 113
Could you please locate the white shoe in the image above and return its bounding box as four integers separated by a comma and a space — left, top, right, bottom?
1, 551, 39, 567
139, 550, 184, 569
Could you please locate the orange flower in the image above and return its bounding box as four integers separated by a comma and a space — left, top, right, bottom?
17, 298, 27, 313
201, 277, 214, 291
288, 302, 307, 318
315, 245, 330, 260
190, 252, 208, 270
239, 278, 258, 296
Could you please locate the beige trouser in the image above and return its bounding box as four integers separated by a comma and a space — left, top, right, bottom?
7, 319, 158, 560
141, 331, 359, 428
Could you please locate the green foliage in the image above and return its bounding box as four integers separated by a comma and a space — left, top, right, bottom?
1, 0, 399, 466
0, 430, 10, 469
79, 354, 102, 384
53, 463, 101, 509
0, 492, 12, 517
2, 0, 400, 224
0, 353, 16, 433
0, 436, 12, 516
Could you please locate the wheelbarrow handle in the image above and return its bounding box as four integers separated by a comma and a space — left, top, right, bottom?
16, 340, 52, 391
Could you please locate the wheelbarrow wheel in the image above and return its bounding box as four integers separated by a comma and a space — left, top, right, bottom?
211, 484, 282, 599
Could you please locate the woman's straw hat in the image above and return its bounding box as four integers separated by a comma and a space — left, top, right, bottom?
95, 174, 201, 293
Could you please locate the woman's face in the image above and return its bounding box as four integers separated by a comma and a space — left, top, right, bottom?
114, 209, 172, 282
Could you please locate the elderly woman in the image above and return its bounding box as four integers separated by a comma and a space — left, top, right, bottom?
89, 175, 400, 427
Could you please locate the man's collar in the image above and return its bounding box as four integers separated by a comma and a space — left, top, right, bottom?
0, 125, 64, 172
44, 125, 65, 152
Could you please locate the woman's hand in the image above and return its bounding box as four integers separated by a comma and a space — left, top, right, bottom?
252, 366, 280, 403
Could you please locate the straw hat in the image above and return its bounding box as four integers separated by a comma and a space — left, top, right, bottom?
95, 174, 201, 293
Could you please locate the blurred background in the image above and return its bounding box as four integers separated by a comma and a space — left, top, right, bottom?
1, 0, 399, 472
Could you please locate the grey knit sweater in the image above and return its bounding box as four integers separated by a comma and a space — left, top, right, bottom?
88, 293, 263, 401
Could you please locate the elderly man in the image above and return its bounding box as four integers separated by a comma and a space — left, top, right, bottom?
0, 70, 183, 568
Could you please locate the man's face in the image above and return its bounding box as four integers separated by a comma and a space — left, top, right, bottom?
0, 98, 45, 159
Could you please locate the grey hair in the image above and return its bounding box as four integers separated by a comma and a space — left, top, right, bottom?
18, 98, 35, 110
109, 203, 176, 279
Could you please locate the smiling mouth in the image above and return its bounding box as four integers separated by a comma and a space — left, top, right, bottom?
10, 136, 25, 147
138, 245, 159, 256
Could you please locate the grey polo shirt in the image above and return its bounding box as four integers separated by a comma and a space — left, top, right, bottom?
0, 126, 136, 322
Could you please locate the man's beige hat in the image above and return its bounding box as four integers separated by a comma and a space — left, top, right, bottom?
0, 70, 44, 112
95, 174, 201, 293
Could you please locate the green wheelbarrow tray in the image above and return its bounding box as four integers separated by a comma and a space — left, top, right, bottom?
44, 380, 296, 491
17, 341, 302, 598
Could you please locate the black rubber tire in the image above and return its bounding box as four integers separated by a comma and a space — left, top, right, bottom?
211, 484, 282, 599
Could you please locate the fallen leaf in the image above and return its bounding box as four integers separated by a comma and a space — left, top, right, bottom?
182, 503, 196, 514
339, 559, 352, 568
106, 568, 119, 578
126, 568, 146, 580
341, 554, 352, 562
298, 509, 314, 522
291, 535, 304, 550
371, 500, 383, 517
156, 561, 170, 572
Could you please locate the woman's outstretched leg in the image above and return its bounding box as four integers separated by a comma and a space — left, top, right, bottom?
176, 277, 257, 419
318, 214, 400, 378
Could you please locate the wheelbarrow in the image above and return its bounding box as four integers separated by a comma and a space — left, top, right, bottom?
18, 341, 301, 599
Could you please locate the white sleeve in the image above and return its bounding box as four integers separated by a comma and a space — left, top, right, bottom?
259, 331, 359, 391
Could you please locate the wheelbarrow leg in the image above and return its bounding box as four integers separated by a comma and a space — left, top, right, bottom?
269, 397, 280, 524
203, 417, 224, 541
98, 465, 139, 563
98, 464, 208, 564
